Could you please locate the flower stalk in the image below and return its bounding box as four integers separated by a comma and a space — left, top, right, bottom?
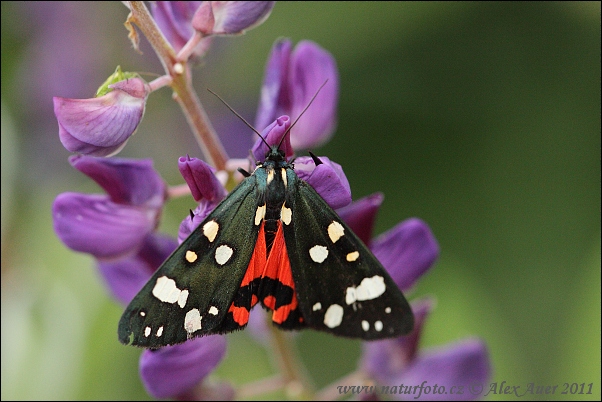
127, 1, 227, 170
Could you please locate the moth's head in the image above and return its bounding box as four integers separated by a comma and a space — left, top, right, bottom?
265, 144, 286, 162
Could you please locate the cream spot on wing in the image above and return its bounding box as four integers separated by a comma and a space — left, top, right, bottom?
374, 321, 383, 332
281, 169, 288, 187
346, 251, 360, 262
184, 308, 202, 333
209, 306, 219, 316
203, 220, 219, 242
185, 250, 198, 263
156, 326, 164, 337
385, 307, 391, 314
312, 302, 322, 311
345, 275, 386, 305
266, 169, 274, 185
328, 221, 345, 243
281, 204, 292, 225
309, 245, 328, 263
139, 311, 146, 317
324, 304, 344, 328
361, 320, 370, 331
144, 326, 151, 337
215, 245, 234, 265
255, 204, 266, 226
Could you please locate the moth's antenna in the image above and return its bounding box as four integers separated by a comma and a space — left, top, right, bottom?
278, 79, 329, 149
206, 88, 270, 149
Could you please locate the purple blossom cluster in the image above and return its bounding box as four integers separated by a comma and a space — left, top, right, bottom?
51, 2, 490, 399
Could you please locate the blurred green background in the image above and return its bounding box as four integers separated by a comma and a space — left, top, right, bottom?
1, 2, 600, 400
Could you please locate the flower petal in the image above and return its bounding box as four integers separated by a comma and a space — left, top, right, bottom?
255, 39, 292, 137
139, 335, 227, 399
211, 1, 275, 35
178, 198, 222, 243
251, 115, 292, 161
191, 1, 215, 35
53, 79, 148, 156
52, 193, 156, 259
178, 155, 226, 203
69, 155, 165, 207
246, 307, 271, 345
151, 1, 202, 52
295, 156, 351, 209
97, 234, 177, 304
336, 193, 384, 245
371, 218, 439, 291
254, 39, 338, 150
288, 41, 338, 149
391, 339, 491, 401
361, 299, 433, 381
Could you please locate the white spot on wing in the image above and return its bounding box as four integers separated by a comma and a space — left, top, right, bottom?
328, 221, 345, 243
374, 321, 383, 332
255, 204, 266, 226
184, 308, 202, 333
345, 275, 386, 304
153, 276, 184, 304
346, 251, 359, 262
144, 326, 151, 337
385, 307, 391, 314
178, 289, 189, 308
156, 326, 164, 337
312, 302, 322, 311
324, 304, 344, 328
215, 245, 234, 265
281, 204, 292, 225
309, 245, 328, 263
203, 220, 219, 242
361, 320, 370, 331
185, 250, 198, 263
139, 311, 146, 317
345, 287, 356, 305
209, 306, 219, 315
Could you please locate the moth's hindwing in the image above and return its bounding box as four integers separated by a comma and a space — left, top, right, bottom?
118, 176, 261, 347
282, 169, 414, 339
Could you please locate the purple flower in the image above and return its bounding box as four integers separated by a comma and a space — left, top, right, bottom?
255, 39, 339, 150
192, 1, 275, 36
151, 1, 209, 56
177, 155, 228, 242
361, 299, 491, 401
140, 335, 230, 399
98, 234, 177, 305
178, 155, 226, 203
52, 154, 229, 399
53, 77, 150, 156
294, 154, 351, 209
152, 1, 274, 57
52, 156, 165, 260
251, 115, 294, 161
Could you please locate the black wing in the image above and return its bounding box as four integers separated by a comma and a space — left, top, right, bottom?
282, 170, 414, 340
118, 175, 262, 347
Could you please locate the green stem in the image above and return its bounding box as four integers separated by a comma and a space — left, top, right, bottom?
267, 323, 315, 399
